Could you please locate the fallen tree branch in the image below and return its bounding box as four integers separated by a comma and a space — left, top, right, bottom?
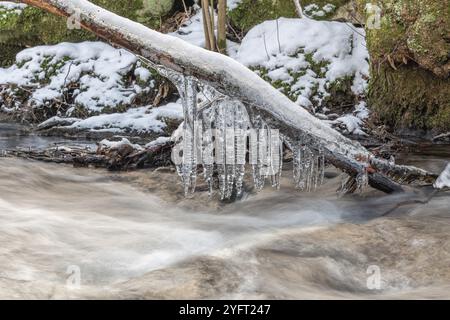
3, 141, 173, 170
17, 0, 437, 193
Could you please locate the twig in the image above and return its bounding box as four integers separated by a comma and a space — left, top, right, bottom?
62, 61, 74, 105
276, 19, 282, 54
181, 0, 188, 16
227, 21, 243, 42
293, 0, 304, 18
263, 32, 270, 61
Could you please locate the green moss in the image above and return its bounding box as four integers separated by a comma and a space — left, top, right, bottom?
139, 0, 175, 18
0, 6, 22, 28
323, 75, 356, 110
365, 15, 407, 62
228, 0, 295, 33
304, 52, 329, 77
229, 0, 349, 33
0, 44, 23, 67
359, 0, 449, 133
250, 49, 358, 111
254, 67, 296, 100
360, 0, 449, 75
369, 65, 450, 132
0, 0, 171, 67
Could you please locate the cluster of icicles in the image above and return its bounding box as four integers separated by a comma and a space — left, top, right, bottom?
157, 67, 331, 199
151, 62, 368, 199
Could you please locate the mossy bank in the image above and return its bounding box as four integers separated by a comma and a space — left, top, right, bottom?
228, 0, 351, 33
359, 0, 450, 134
0, 0, 176, 67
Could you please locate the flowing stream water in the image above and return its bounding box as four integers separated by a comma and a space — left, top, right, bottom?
0, 123, 449, 299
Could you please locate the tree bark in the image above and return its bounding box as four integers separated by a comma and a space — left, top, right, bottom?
17, 0, 437, 193
200, 0, 212, 50
201, 0, 215, 51
217, 0, 227, 53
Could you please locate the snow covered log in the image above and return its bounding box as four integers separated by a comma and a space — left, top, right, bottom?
18, 0, 437, 193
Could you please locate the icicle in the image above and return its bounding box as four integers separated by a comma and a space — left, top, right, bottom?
338, 168, 368, 196
201, 107, 215, 197
317, 146, 325, 188
203, 97, 251, 200
251, 123, 268, 192
213, 99, 227, 199
247, 118, 283, 192
225, 100, 239, 199
257, 124, 270, 191
354, 154, 370, 193
269, 129, 282, 189
149, 62, 252, 199
292, 144, 302, 190
305, 145, 315, 192
234, 103, 249, 197
197, 82, 225, 112
356, 170, 369, 193
287, 134, 325, 192
164, 71, 199, 197
294, 144, 310, 191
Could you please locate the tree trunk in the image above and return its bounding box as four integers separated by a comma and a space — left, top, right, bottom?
217, 0, 227, 53
201, 0, 215, 51
200, 0, 211, 50
17, 0, 437, 193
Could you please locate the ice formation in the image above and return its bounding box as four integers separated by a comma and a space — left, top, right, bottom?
434, 163, 450, 189
146, 58, 334, 199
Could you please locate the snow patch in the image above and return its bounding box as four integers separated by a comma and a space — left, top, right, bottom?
99, 138, 143, 151
227, 0, 243, 10
67, 102, 183, 133
0, 42, 154, 113
0, 1, 26, 19
0, 1, 26, 10
304, 3, 336, 18
236, 18, 369, 109
434, 163, 450, 189
329, 101, 369, 135
333, 115, 366, 135
145, 136, 171, 148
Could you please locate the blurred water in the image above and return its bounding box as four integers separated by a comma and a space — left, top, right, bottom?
0, 124, 449, 299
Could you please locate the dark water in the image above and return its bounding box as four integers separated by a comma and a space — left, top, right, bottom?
0, 123, 96, 151
0, 123, 449, 299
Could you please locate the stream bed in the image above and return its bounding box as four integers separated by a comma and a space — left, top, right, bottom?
0, 123, 449, 299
